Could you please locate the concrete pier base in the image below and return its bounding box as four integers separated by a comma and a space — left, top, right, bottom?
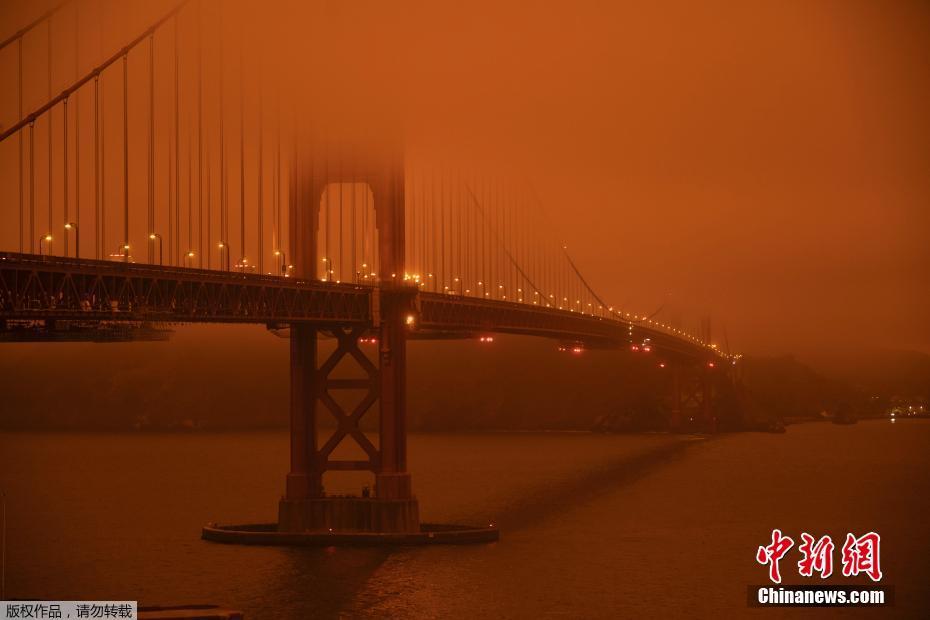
202, 521, 499, 546
277, 496, 420, 533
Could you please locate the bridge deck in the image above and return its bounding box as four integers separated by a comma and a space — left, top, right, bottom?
0, 253, 718, 359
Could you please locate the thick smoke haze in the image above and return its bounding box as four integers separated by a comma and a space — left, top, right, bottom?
1, 0, 928, 356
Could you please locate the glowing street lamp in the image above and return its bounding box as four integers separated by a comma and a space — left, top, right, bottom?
64, 222, 78, 258
322, 257, 336, 281
38, 234, 52, 256
273, 250, 286, 276
149, 233, 163, 265
217, 241, 230, 271
184, 250, 196, 267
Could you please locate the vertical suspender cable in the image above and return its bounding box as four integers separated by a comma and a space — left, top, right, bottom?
205, 137, 211, 268
100, 73, 106, 258
76, 88, 81, 257
453, 171, 458, 287
239, 33, 245, 267
18, 39, 24, 251
440, 167, 445, 290
361, 161, 366, 277
491, 179, 496, 299
460, 173, 465, 291
470, 172, 476, 295
93, 75, 99, 258
350, 148, 356, 281
219, 5, 226, 267
188, 134, 192, 256
63, 97, 68, 256
409, 163, 415, 279
149, 35, 155, 262
48, 19, 53, 247
74, 1, 80, 257
123, 54, 129, 261
29, 122, 35, 253
422, 165, 428, 282
275, 83, 281, 264
204, 14, 211, 268
338, 152, 343, 281
197, 0, 203, 264
174, 15, 180, 265
257, 61, 263, 273
428, 167, 434, 289
324, 138, 330, 279
271, 118, 277, 269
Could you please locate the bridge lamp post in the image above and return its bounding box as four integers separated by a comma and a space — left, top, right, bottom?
116, 244, 130, 262
184, 250, 196, 267
148, 233, 163, 265
217, 242, 230, 271
498, 284, 504, 300
322, 257, 335, 281
273, 250, 286, 276
64, 222, 78, 258
38, 234, 52, 256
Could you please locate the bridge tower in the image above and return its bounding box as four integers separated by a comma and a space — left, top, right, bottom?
667, 359, 718, 433
278, 134, 420, 533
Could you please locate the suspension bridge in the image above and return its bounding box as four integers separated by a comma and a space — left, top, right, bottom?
0, 0, 739, 540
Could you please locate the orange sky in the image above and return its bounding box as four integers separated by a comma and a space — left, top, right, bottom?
1, 0, 928, 357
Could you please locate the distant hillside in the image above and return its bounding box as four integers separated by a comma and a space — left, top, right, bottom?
806, 349, 930, 399
1, 325, 908, 431
740, 355, 858, 420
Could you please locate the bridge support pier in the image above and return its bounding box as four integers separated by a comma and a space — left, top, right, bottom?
278, 313, 420, 534
667, 361, 717, 433
277, 145, 421, 533
284, 323, 324, 501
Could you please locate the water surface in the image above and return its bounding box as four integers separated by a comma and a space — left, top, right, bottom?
1, 421, 928, 618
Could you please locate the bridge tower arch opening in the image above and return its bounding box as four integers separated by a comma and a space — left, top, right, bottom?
317, 182, 379, 285
279, 137, 420, 534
